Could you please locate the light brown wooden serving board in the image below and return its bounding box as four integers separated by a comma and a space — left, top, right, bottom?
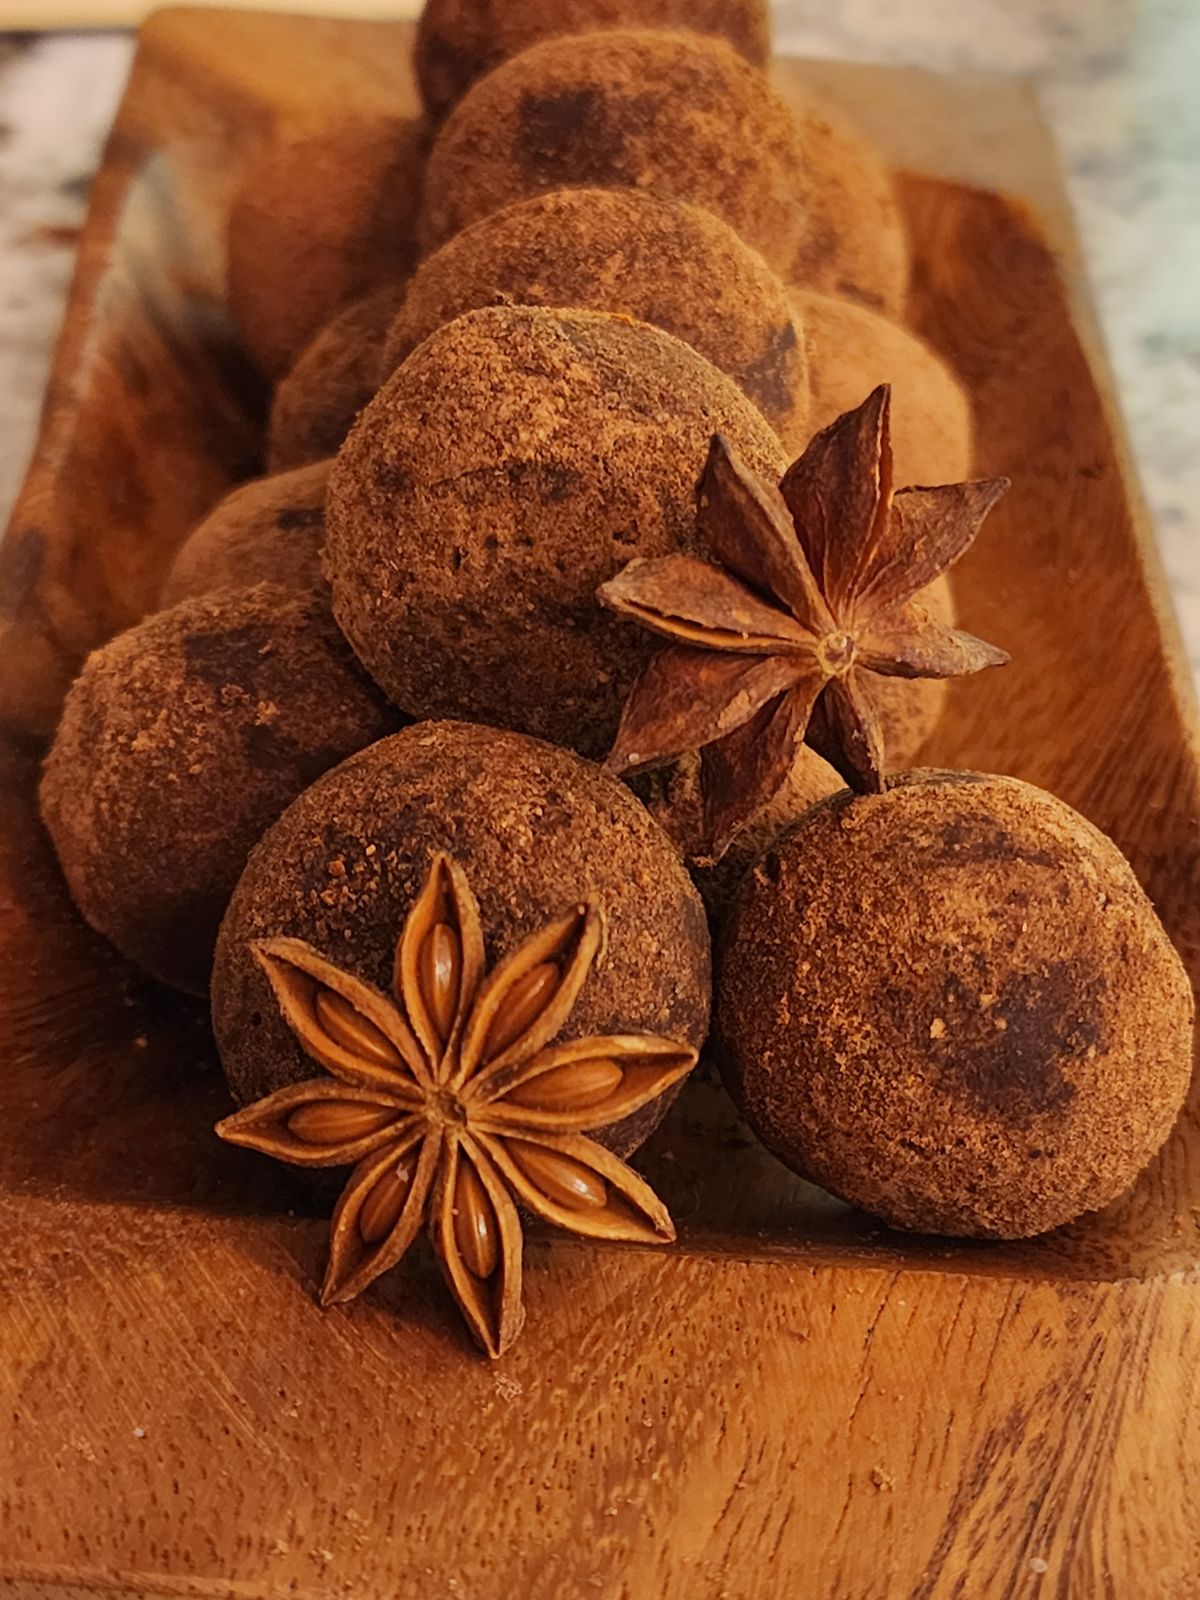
2, 10, 1200, 1598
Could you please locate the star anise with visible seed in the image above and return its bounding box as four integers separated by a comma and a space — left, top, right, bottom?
216, 854, 696, 1358
598, 385, 1010, 855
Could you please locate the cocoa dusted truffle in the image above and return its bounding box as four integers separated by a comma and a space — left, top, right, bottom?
159, 461, 330, 608
268, 287, 403, 473
40, 585, 400, 996
787, 100, 909, 318
718, 772, 1194, 1238
416, 0, 772, 122
383, 188, 808, 450
228, 119, 424, 379
418, 30, 814, 277
212, 720, 712, 1159
326, 305, 787, 755
795, 288, 972, 484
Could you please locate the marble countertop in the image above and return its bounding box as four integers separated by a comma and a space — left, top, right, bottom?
0, 4, 1196, 677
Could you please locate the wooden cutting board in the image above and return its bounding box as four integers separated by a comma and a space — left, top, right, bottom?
1, 10, 1198, 1597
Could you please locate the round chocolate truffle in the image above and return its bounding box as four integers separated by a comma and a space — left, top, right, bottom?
228, 119, 424, 379
795, 288, 973, 485
718, 772, 1194, 1238
40, 585, 400, 996
212, 721, 711, 1157
786, 100, 909, 318
326, 304, 787, 756
416, 0, 772, 122
268, 286, 403, 473
159, 461, 330, 609
383, 188, 808, 450
417, 30, 813, 277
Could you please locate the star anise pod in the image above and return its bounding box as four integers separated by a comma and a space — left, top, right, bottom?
599, 385, 1010, 855
215, 854, 696, 1358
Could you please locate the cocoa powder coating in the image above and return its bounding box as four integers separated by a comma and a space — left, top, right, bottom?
795, 288, 973, 485
160, 461, 330, 609
228, 119, 424, 379
416, 0, 772, 121
40, 584, 400, 996
417, 30, 814, 276
268, 287, 403, 473
384, 188, 808, 448
717, 772, 1194, 1237
325, 304, 788, 755
212, 721, 712, 1157
786, 99, 910, 318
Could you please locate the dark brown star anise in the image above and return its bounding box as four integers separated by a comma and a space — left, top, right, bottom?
216, 854, 696, 1358
599, 385, 1010, 855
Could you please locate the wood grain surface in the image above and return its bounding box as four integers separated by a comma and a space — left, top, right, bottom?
1, 11, 1198, 1598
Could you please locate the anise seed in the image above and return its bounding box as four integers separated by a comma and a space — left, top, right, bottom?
314, 989, 403, 1069
421, 921, 461, 1045
454, 1159, 499, 1278
508, 1058, 624, 1111
287, 1102, 400, 1145
358, 1159, 416, 1244
485, 963, 559, 1058
507, 1140, 608, 1210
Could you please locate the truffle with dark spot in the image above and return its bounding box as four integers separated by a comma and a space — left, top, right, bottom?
786, 101, 909, 317
326, 304, 787, 756
228, 119, 424, 379
418, 30, 815, 277
383, 188, 808, 449
212, 720, 711, 1157
268, 287, 402, 473
794, 288, 972, 484
40, 585, 400, 996
159, 462, 330, 608
416, 0, 771, 122
717, 772, 1194, 1238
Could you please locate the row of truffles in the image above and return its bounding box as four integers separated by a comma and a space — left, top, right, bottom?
37, 0, 1194, 1305
231, 19, 930, 462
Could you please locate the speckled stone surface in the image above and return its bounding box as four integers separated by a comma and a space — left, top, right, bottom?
0, 9, 1196, 678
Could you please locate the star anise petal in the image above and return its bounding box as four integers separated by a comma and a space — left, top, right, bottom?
457, 904, 602, 1089
215, 1080, 415, 1168
467, 1033, 697, 1131
780, 384, 892, 614
431, 1136, 524, 1359
858, 605, 1011, 679
598, 553, 815, 652
807, 674, 887, 793
605, 646, 811, 778
394, 852, 486, 1082
252, 937, 428, 1093
696, 435, 835, 633
480, 1130, 675, 1244
321, 1126, 441, 1307
701, 668, 827, 856
854, 478, 1011, 618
